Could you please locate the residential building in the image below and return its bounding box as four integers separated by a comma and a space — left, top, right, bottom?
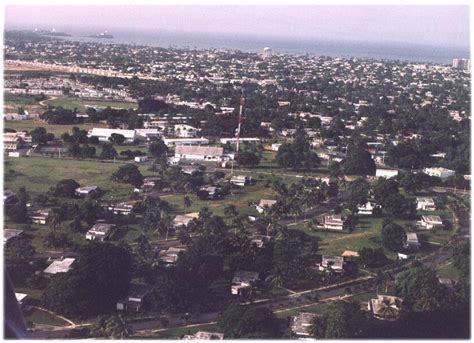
404, 233, 421, 250
376, 168, 399, 179
231, 271, 259, 295
250, 234, 271, 248
75, 185, 99, 197
418, 215, 443, 230
15, 293, 29, 307
174, 124, 199, 138
134, 155, 148, 163
43, 258, 75, 274
158, 247, 186, 266
416, 197, 436, 211
318, 255, 345, 273
3, 190, 18, 205
290, 312, 319, 337
108, 201, 136, 215
87, 128, 136, 143
173, 213, 199, 228
230, 175, 250, 187
256, 199, 277, 213
368, 295, 403, 321
86, 222, 115, 241
182, 332, 224, 340
357, 201, 377, 215
423, 167, 455, 179
3, 229, 24, 244
318, 215, 345, 230
116, 283, 153, 312
438, 277, 456, 289
30, 209, 50, 224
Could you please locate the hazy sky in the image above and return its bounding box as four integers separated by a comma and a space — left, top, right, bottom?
5, 5, 470, 48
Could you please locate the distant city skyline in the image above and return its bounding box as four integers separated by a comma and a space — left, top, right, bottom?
5, 5, 470, 49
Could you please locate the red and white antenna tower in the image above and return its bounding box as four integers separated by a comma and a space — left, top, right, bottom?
231, 91, 245, 175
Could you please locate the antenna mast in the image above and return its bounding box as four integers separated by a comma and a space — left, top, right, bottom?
235, 94, 245, 161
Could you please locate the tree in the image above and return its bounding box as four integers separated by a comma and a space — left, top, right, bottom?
217, 304, 281, 338
108, 133, 125, 145
322, 301, 367, 338
93, 315, 133, 339
149, 139, 168, 158
342, 145, 376, 176
50, 179, 80, 197
373, 178, 400, 206
111, 164, 143, 187
6, 203, 28, 223
381, 222, 406, 251
276, 126, 320, 171
358, 247, 388, 268
344, 178, 370, 214
42, 243, 133, 317
452, 241, 469, 277
399, 172, 431, 194
99, 143, 118, 160
236, 151, 260, 167
395, 264, 458, 312
30, 127, 54, 144
310, 315, 327, 338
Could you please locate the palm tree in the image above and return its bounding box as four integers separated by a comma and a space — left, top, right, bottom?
377, 300, 399, 319
103, 315, 134, 339
265, 273, 284, 290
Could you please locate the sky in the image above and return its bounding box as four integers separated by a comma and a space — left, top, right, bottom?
4, 5, 471, 48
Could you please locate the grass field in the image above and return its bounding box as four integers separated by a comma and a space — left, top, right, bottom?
4, 119, 107, 137
4, 93, 41, 109
162, 179, 275, 217
4, 156, 140, 199
24, 307, 70, 327
47, 97, 137, 111
436, 261, 459, 280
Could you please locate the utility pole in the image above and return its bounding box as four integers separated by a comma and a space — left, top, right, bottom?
231, 91, 245, 175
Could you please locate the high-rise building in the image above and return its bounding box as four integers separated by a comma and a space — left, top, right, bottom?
262, 47, 272, 59
452, 58, 471, 70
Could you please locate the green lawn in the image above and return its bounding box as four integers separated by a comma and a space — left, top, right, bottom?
24, 307, 70, 327
47, 97, 137, 111
4, 93, 41, 108
4, 156, 138, 199
436, 262, 459, 280
4, 119, 106, 137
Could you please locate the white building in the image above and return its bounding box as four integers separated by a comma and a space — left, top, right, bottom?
318, 255, 345, 273
256, 199, 277, 213
87, 128, 136, 143
423, 167, 455, 179
86, 222, 115, 241
418, 215, 443, 230
357, 202, 377, 215
173, 124, 199, 138
376, 168, 399, 179
43, 258, 75, 274
319, 215, 345, 230
163, 137, 209, 147
175, 145, 225, 161
416, 197, 436, 211
404, 232, 421, 250
219, 138, 261, 145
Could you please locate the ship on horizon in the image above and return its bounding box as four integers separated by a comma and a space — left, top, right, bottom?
87, 30, 114, 39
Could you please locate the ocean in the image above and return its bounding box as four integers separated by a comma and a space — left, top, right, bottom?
20, 27, 473, 64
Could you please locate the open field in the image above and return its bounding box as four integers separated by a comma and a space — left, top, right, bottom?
4, 93, 42, 109
4, 119, 106, 136
4, 156, 141, 199
47, 97, 138, 111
